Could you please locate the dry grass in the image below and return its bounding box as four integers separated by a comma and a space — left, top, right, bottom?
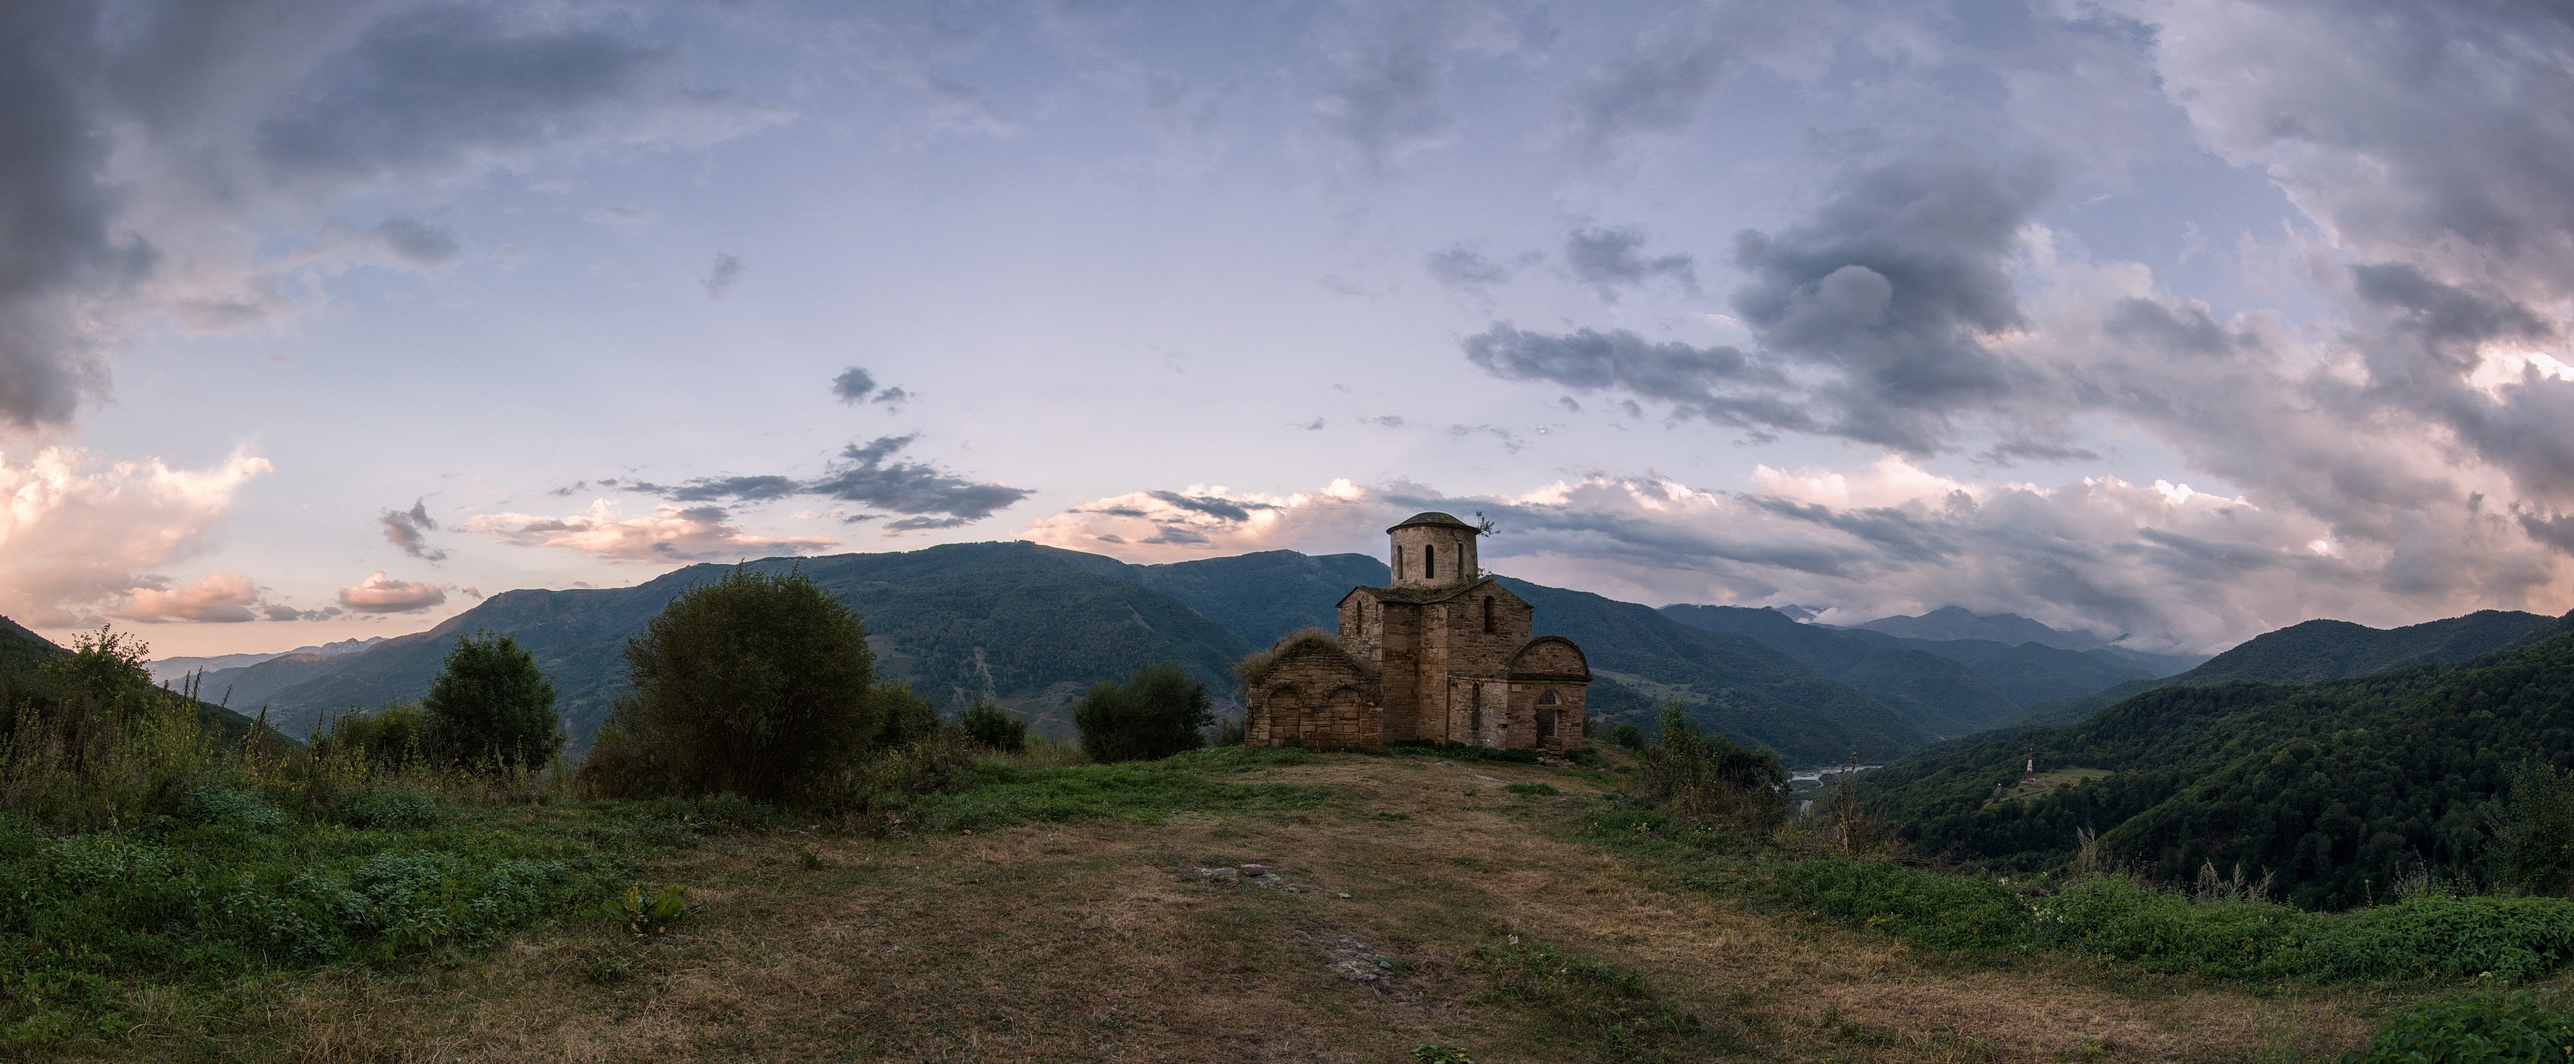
93, 755, 2382, 1063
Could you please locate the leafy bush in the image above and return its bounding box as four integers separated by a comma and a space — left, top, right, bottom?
2491, 760, 2574, 896
1641, 700, 1786, 835
313, 702, 432, 769
873, 680, 943, 748
959, 698, 1028, 751
584, 566, 878, 803
1074, 663, 1212, 763
1606, 721, 1645, 750
0, 628, 219, 830
422, 632, 563, 769
2345, 990, 2574, 1062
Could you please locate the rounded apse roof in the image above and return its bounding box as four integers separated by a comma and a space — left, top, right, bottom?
1386, 511, 1480, 534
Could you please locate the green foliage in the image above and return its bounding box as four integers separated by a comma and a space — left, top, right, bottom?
2343, 990, 2574, 1062
1606, 721, 1645, 750
1409, 1043, 1476, 1063
2492, 761, 2574, 896
872, 680, 943, 748
421, 632, 563, 769
0, 783, 668, 1052
1641, 700, 1787, 834
0, 628, 227, 830
1473, 933, 1708, 1063
959, 697, 1028, 751
1074, 663, 1212, 763
1864, 620, 2574, 908
584, 566, 878, 804
602, 883, 695, 936
312, 701, 432, 768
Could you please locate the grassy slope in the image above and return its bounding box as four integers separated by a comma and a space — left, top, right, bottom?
177, 753, 2375, 1064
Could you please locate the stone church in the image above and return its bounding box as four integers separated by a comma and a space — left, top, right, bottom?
1240, 512, 1589, 754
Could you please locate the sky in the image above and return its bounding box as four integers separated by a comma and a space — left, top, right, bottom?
5, 0, 2573, 660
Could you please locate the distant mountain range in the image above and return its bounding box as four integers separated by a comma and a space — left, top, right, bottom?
146, 636, 386, 685
126, 543, 2537, 772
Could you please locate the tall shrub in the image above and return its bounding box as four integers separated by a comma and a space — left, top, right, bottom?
1642, 699, 1787, 834
1074, 663, 1211, 762
583, 567, 877, 803
421, 632, 562, 768
960, 697, 1028, 751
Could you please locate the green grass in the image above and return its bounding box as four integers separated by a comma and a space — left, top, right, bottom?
865, 746, 1339, 832
0, 780, 723, 1053
1578, 804, 2574, 988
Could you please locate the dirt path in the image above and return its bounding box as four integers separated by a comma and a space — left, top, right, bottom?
268, 756, 2375, 1062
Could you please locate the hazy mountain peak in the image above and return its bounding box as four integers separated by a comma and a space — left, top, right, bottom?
1853, 607, 2108, 651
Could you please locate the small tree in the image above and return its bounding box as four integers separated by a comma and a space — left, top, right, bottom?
960, 697, 1028, 751
584, 567, 875, 802
873, 680, 942, 748
1074, 663, 1211, 762
422, 632, 562, 768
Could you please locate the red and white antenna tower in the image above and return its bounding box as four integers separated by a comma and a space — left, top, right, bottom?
2023, 746, 2038, 785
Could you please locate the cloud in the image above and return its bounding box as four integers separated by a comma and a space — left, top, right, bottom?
1036, 464, 2573, 653
379, 498, 446, 560
700, 253, 743, 298
1564, 226, 1696, 301
461, 500, 838, 563
336, 571, 447, 613
1463, 324, 1809, 437
1312, 0, 1515, 177
107, 572, 262, 623
1425, 245, 1510, 289
0, 446, 272, 628
1727, 147, 2056, 451
0, 1, 783, 435
1559, 0, 1840, 163
832, 366, 877, 402
628, 434, 1033, 531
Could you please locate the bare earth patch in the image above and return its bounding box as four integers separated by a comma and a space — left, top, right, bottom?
251, 755, 2376, 1063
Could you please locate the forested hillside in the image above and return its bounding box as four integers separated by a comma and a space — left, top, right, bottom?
1657, 605, 2022, 736
1863, 615, 2574, 908
196, 544, 1256, 744
1500, 580, 1929, 764
187, 544, 1961, 768
2009, 608, 2557, 726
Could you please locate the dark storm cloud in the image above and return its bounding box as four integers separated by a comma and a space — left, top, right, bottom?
1563, 226, 1695, 301
1462, 324, 1811, 436
1735, 495, 1965, 565
0, 1, 780, 436
1379, 483, 1877, 578
2104, 298, 2238, 357
1727, 148, 2054, 451
0, 4, 147, 430
379, 499, 446, 561
631, 434, 1032, 526
1425, 245, 1509, 289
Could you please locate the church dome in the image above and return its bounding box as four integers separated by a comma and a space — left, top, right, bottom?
1386, 511, 1479, 534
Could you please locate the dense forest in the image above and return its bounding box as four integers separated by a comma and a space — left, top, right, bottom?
1863, 615, 2574, 908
